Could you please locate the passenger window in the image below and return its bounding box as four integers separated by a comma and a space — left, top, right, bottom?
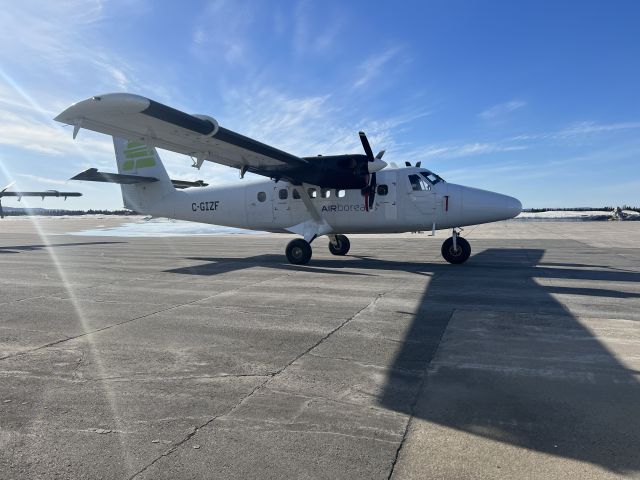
278, 188, 288, 200
336, 189, 346, 198
292, 189, 300, 199
321, 188, 330, 198
377, 184, 388, 196
257, 191, 267, 202
408, 174, 430, 191
308, 188, 317, 198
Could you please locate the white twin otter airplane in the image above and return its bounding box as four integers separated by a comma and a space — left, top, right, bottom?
56, 93, 522, 265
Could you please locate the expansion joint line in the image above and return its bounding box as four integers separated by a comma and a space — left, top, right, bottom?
128, 289, 392, 479
0, 269, 299, 362
126, 379, 269, 480
386, 306, 456, 480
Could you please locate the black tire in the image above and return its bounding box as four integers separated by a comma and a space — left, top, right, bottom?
328, 235, 350, 256
441, 236, 471, 264
286, 239, 312, 265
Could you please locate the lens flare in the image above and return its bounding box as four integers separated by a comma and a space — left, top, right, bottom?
0, 71, 134, 474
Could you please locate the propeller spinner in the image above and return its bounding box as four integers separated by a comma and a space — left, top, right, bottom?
358, 131, 387, 211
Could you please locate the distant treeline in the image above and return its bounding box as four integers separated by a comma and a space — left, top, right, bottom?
524, 206, 640, 213
2, 208, 138, 217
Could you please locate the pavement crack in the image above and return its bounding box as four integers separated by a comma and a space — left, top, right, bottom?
386, 307, 456, 480
128, 290, 391, 478
81, 373, 274, 382
0, 270, 300, 362
127, 377, 270, 480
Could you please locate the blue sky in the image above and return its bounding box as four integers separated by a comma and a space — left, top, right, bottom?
0, 0, 639, 210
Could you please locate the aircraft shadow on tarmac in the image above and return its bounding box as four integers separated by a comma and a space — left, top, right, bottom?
166, 247, 640, 474
0, 241, 125, 254
378, 248, 640, 475
164, 254, 384, 277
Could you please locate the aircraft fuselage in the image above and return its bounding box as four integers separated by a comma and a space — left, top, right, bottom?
146, 166, 521, 234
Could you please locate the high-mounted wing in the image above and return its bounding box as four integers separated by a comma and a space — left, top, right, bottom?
55, 93, 309, 180
55, 93, 386, 189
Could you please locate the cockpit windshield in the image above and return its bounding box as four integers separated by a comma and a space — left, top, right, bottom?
420, 170, 444, 184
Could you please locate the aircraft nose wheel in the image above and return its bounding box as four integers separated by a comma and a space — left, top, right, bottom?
328, 234, 350, 256
441, 236, 471, 264
286, 238, 312, 265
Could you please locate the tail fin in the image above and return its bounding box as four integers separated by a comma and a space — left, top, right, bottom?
113, 138, 174, 213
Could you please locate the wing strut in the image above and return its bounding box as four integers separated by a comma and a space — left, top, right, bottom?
285, 184, 333, 243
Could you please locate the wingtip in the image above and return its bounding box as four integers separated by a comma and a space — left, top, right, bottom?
54, 93, 151, 125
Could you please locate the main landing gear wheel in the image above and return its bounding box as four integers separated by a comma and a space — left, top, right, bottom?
286, 239, 312, 265
328, 235, 350, 256
441, 236, 471, 264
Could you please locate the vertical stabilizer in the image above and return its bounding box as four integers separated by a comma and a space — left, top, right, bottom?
113, 138, 174, 213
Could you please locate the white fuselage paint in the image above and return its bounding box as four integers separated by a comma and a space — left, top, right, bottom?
143, 167, 522, 235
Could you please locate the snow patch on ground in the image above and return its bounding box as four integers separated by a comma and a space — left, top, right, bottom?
70, 218, 264, 237
516, 210, 640, 220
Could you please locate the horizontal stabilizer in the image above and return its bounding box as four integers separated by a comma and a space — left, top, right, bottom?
71, 168, 158, 184
171, 179, 209, 189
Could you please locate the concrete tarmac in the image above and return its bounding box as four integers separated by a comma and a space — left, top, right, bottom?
0, 218, 639, 479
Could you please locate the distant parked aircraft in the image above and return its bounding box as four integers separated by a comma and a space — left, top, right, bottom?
0, 183, 81, 218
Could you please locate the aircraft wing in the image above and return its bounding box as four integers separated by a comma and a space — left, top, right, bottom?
0, 190, 82, 218
55, 93, 313, 182
0, 191, 82, 199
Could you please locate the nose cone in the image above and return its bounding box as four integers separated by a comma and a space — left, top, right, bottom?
452, 185, 522, 225
505, 196, 522, 219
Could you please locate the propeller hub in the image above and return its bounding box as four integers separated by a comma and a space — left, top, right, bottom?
367, 158, 387, 173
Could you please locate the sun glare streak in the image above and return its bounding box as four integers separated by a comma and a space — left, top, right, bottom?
0, 68, 111, 165
0, 78, 134, 472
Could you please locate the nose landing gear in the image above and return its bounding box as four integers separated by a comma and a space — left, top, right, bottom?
441, 228, 471, 264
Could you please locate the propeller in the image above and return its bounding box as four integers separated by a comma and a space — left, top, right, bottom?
358, 132, 386, 211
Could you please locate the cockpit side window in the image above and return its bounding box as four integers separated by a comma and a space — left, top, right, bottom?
408, 174, 430, 191
420, 171, 444, 184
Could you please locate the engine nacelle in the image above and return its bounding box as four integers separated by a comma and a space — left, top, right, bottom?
191, 114, 219, 137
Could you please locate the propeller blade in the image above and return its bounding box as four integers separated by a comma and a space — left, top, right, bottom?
368, 172, 377, 209
375, 150, 385, 159
359, 131, 374, 159
2, 181, 15, 193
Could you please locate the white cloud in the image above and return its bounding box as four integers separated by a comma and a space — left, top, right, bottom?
353, 46, 402, 89
16, 173, 71, 186
190, 0, 255, 66
399, 141, 527, 164
508, 121, 640, 143
218, 84, 427, 163
479, 100, 526, 120
292, 1, 344, 56
556, 121, 640, 137
0, 1, 105, 71
0, 96, 112, 158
